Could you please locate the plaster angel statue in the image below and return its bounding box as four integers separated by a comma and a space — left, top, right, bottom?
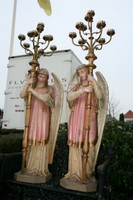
60, 64, 109, 192
15, 68, 63, 183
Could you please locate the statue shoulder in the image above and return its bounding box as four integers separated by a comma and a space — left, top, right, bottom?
68, 83, 79, 92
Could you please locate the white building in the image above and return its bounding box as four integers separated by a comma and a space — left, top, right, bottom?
2, 49, 82, 129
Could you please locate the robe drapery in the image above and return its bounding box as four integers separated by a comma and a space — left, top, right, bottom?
68, 84, 98, 148
25, 96, 51, 176
20, 84, 55, 176
65, 83, 102, 181
28, 95, 51, 146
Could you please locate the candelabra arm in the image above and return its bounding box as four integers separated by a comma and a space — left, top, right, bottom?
88, 22, 92, 32
93, 29, 103, 46
71, 39, 81, 47
103, 36, 112, 45
37, 32, 40, 44
79, 30, 84, 40
89, 22, 93, 48
20, 41, 25, 50
92, 30, 101, 36
83, 31, 89, 36
39, 41, 47, 45
43, 51, 54, 57
79, 30, 90, 48
94, 36, 112, 50
25, 49, 33, 55
19, 42, 33, 55
81, 44, 89, 51
29, 37, 34, 43
43, 41, 51, 51
94, 44, 103, 50
32, 37, 35, 49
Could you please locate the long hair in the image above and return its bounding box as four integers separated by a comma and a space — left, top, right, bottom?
76, 64, 88, 75
33, 68, 49, 88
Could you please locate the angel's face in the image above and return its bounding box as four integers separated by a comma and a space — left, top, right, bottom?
78, 68, 88, 81
37, 74, 48, 83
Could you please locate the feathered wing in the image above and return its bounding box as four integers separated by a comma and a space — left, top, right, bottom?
92, 71, 109, 171
48, 72, 64, 164
38, 0, 52, 16
66, 72, 79, 122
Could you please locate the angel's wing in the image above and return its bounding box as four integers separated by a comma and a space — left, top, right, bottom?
92, 71, 109, 171
48, 72, 64, 164
66, 71, 79, 122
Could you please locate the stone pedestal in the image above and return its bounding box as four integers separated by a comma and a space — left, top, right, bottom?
14, 171, 52, 184
60, 177, 97, 192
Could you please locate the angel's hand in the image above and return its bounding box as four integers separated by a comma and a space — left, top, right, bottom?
27, 87, 33, 93
83, 86, 93, 93
26, 78, 34, 87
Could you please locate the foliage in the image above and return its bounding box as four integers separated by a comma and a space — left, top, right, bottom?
100, 121, 133, 200
0, 121, 133, 199
0, 128, 23, 135
51, 123, 68, 178
53, 121, 133, 199
0, 133, 23, 153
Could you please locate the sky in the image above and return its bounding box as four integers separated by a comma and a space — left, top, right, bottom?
0, 0, 133, 118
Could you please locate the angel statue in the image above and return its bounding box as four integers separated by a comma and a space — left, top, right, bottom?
60, 64, 109, 192
15, 68, 63, 183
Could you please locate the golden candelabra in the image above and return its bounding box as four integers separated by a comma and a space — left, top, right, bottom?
69, 10, 115, 183
18, 23, 57, 174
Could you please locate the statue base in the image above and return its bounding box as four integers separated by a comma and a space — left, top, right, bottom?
14, 171, 52, 184
60, 176, 97, 192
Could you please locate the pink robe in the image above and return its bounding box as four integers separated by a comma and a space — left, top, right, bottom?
25, 87, 54, 176
28, 95, 51, 146
68, 85, 98, 149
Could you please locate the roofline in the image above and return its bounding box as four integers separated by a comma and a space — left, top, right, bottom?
8, 49, 82, 63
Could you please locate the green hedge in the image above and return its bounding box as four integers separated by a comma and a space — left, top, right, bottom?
0, 121, 133, 199
100, 121, 133, 200
0, 133, 23, 153
0, 128, 23, 135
